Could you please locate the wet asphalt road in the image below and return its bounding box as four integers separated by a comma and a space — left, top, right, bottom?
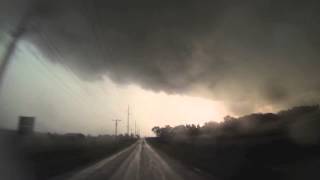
56, 139, 213, 180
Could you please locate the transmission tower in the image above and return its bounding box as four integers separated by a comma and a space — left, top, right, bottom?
127, 105, 130, 135
112, 119, 121, 136
134, 119, 136, 136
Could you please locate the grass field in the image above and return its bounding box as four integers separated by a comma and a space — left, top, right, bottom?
1, 130, 137, 180
148, 135, 320, 180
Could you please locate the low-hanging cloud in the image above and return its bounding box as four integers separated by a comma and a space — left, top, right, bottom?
1, 0, 320, 114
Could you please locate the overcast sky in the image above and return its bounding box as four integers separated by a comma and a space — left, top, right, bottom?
1, 0, 320, 135
0, 41, 228, 135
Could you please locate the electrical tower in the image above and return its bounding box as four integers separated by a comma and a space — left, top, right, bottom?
112, 119, 121, 137
134, 119, 136, 136
127, 105, 130, 135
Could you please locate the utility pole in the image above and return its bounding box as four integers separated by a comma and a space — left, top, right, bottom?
136, 126, 139, 137
112, 119, 121, 137
134, 120, 136, 136
127, 105, 130, 135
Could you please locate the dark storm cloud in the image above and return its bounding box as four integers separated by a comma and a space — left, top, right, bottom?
1, 0, 320, 114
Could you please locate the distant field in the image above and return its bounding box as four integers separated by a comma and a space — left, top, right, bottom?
147, 106, 320, 180
0, 129, 137, 180
147, 135, 320, 180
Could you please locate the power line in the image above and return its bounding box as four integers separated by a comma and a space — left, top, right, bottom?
37, 30, 92, 98
25, 40, 102, 114
26, 45, 90, 107
0, 1, 36, 93
34, 30, 111, 112
0, 19, 27, 93
37, 24, 115, 111
27, 45, 121, 134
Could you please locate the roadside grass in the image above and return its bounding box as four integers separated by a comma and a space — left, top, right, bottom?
147, 134, 320, 180
18, 133, 137, 179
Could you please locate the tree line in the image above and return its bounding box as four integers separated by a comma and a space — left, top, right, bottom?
152, 105, 320, 144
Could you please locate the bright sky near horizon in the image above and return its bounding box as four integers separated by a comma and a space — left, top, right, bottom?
0, 41, 229, 136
